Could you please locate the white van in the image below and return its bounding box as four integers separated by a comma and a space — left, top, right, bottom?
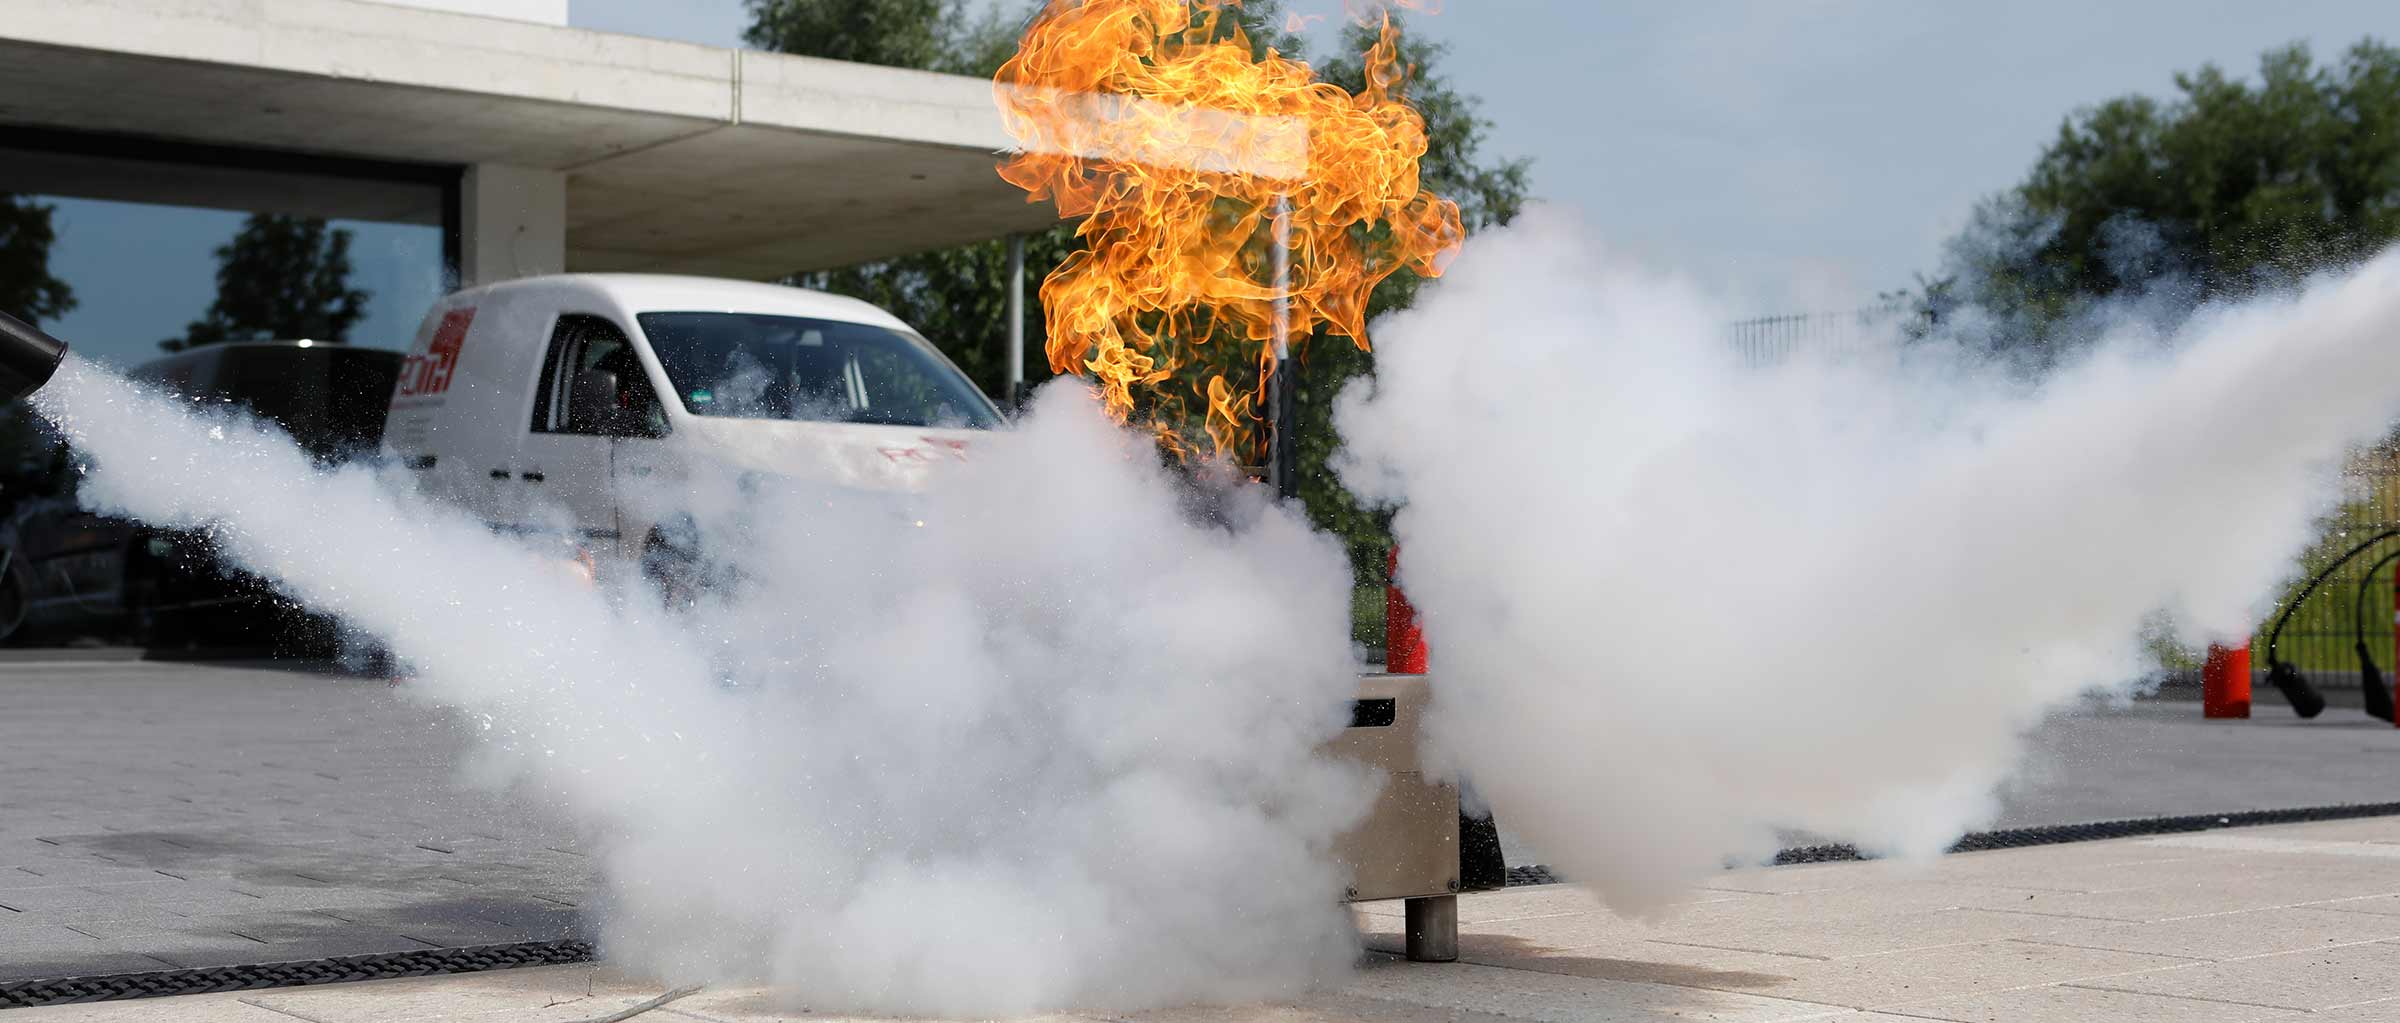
383, 274, 1002, 591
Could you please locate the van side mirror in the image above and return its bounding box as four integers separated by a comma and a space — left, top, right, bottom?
567, 369, 635, 436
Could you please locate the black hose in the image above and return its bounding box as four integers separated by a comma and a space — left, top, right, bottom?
2351, 547, 2400, 722
2351, 548, 2400, 634
2260, 528, 2400, 719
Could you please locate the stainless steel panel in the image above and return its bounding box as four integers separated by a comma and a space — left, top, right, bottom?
1329, 673, 1460, 903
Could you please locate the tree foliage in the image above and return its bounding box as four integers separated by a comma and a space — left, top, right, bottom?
744, 0, 1018, 73
164, 215, 369, 352
0, 194, 75, 521
2030, 40, 2400, 293
1910, 38, 2400, 361
0, 195, 75, 326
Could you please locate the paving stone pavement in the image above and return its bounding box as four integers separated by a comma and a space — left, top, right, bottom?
0, 659, 593, 983
5, 657, 2400, 990
1498, 694, 2400, 878
17, 816, 2400, 1021
1994, 695, 2400, 828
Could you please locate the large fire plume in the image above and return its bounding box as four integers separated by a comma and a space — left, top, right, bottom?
995, 0, 1463, 461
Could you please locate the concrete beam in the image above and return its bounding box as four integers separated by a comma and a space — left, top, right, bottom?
371, 0, 566, 25
0, 0, 1061, 278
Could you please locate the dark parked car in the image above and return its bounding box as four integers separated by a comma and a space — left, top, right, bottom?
0, 341, 399, 648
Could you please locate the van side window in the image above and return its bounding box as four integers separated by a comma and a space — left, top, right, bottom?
531, 314, 667, 437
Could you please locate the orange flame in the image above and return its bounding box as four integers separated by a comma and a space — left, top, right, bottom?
995, 0, 1463, 463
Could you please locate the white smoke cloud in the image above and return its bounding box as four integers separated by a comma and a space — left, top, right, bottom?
1337, 205, 2400, 915
48, 194, 2400, 1003
34, 373, 1373, 1016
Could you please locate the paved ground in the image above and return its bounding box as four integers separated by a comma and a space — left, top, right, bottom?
21, 815, 2400, 1021
0, 658, 591, 983
4, 657, 2400, 988
1491, 693, 2400, 877
1996, 694, 2400, 828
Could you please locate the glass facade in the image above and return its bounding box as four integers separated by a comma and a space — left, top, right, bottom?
0, 131, 455, 371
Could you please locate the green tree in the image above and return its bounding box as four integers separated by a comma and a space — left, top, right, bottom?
743, 0, 1005, 72
164, 215, 369, 352
0, 194, 76, 520
0, 195, 76, 325
1910, 38, 2400, 361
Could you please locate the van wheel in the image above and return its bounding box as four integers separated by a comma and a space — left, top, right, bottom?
640, 530, 703, 609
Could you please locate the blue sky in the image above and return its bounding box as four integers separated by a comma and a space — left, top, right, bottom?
35, 0, 2400, 368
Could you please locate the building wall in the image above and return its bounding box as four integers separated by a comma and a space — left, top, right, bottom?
2, 132, 455, 367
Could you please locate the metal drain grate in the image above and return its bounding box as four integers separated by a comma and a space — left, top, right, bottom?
0, 940, 593, 1009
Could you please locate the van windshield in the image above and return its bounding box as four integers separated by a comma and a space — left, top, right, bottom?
638, 312, 1001, 430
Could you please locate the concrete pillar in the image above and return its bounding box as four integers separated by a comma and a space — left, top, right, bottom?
460, 164, 566, 289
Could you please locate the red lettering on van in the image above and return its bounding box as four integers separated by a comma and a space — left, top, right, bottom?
399, 308, 474, 398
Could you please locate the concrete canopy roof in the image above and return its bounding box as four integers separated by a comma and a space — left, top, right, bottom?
0, 0, 1064, 279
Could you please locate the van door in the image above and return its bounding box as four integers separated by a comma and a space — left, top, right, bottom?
517, 313, 664, 547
